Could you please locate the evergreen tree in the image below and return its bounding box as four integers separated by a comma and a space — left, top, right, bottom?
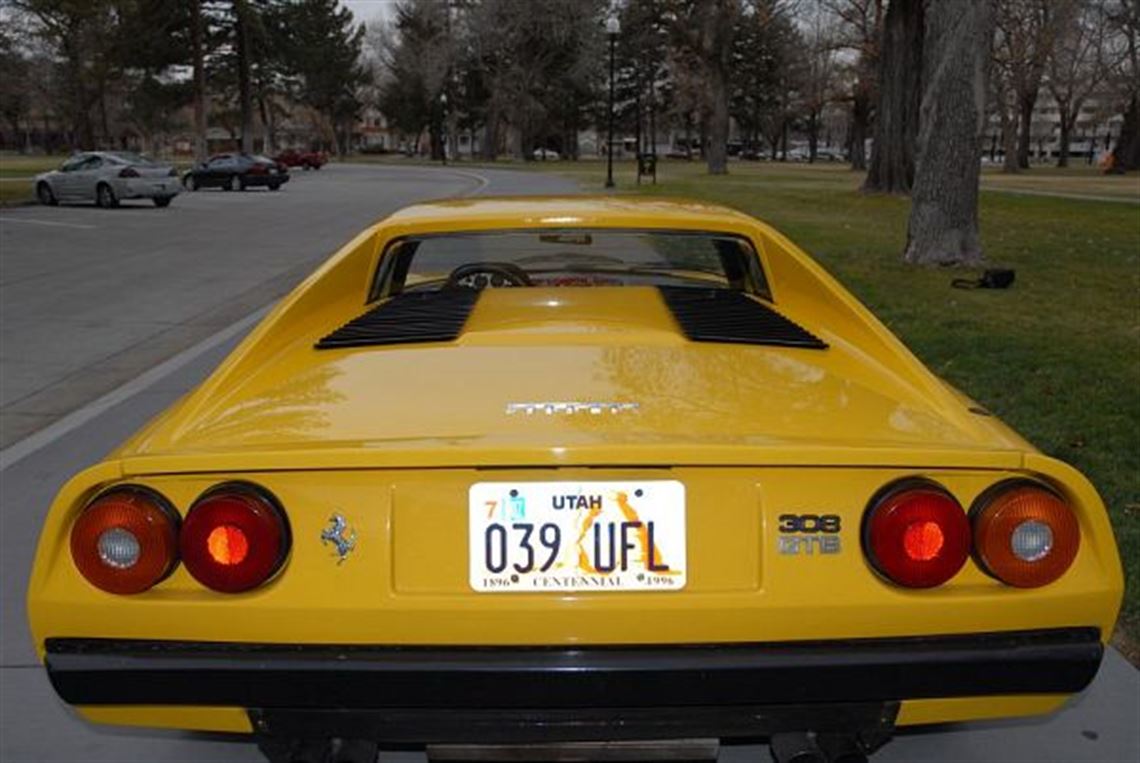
281, 0, 368, 156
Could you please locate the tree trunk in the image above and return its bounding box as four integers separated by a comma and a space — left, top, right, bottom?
864, 0, 923, 193
849, 91, 870, 170
807, 110, 819, 163
1016, 93, 1036, 169
904, 0, 992, 266
1109, 94, 1140, 172
1000, 107, 1019, 173
98, 88, 110, 149
234, 0, 254, 155
258, 95, 275, 156
706, 65, 729, 175
1057, 106, 1072, 168
482, 99, 499, 161
192, 0, 207, 162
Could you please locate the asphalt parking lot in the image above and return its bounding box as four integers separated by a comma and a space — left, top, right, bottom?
0, 163, 573, 449
0, 163, 1136, 762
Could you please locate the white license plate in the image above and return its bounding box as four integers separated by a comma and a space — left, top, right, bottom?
468, 480, 686, 593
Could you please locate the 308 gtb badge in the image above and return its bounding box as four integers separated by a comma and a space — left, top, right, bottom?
778, 513, 843, 555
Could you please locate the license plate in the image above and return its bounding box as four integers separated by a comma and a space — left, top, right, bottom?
468, 481, 686, 592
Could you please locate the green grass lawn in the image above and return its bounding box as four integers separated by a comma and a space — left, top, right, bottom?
0, 154, 69, 178
0, 179, 34, 205
558, 160, 1139, 649
0, 155, 61, 204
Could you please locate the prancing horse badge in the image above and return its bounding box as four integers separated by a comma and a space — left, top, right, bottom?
320, 513, 357, 564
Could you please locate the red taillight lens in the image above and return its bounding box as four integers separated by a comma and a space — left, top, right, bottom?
70, 487, 180, 594
972, 481, 1079, 588
119, 167, 140, 178
180, 483, 289, 593
863, 481, 971, 588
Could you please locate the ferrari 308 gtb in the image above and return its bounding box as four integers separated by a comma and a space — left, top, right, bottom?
28, 197, 1122, 763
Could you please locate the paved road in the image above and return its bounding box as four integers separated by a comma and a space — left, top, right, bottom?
0, 163, 573, 448
1, 163, 1136, 762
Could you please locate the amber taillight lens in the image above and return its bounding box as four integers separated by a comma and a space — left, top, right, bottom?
180, 483, 289, 593
70, 487, 180, 594
972, 481, 1079, 588
863, 480, 971, 588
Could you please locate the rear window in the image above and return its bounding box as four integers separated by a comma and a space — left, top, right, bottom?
106, 152, 156, 165
371, 230, 770, 301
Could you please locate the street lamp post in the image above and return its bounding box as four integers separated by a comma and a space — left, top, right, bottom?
439, 92, 448, 166
605, 16, 620, 189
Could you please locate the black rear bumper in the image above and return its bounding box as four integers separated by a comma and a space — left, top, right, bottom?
44, 628, 1102, 743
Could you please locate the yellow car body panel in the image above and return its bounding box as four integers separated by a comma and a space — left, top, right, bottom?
27, 197, 1123, 743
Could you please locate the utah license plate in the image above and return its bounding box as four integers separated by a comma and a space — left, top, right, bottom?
468, 481, 686, 592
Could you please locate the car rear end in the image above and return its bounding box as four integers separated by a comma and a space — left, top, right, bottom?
29, 452, 1121, 754
243, 156, 289, 188
26, 201, 1124, 760
107, 158, 181, 201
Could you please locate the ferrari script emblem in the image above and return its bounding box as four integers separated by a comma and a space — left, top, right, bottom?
320, 513, 357, 564
506, 401, 639, 415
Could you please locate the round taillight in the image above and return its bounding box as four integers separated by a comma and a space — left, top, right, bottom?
863, 480, 971, 588
70, 487, 180, 594
971, 481, 1079, 588
180, 483, 289, 593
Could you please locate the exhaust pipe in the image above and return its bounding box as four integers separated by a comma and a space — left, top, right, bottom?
817, 734, 869, 763
769, 733, 826, 763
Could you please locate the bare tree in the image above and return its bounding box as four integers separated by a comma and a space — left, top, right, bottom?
904, 0, 994, 266
669, 0, 743, 174
192, 0, 208, 162
465, 0, 603, 161
990, 41, 1021, 171
1047, 0, 1111, 167
799, 3, 838, 163
11, 0, 119, 148
993, 0, 1073, 170
823, 0, 882, 170
863, 0, 922, 192
1107, 0, 1140, 170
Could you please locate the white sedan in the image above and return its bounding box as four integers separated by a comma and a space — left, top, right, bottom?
35, 151, 182, 208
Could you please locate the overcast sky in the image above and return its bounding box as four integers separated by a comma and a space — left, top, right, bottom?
342, 0, 397, 26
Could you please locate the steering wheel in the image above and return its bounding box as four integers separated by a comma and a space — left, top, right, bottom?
445, 262, 533, 290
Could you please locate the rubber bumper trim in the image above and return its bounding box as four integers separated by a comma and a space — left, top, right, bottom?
44, 627, 1102, 708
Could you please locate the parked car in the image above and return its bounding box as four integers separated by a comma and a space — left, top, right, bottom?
786, 145, 812, 162
34, 151, 181, 208
28, 197, 1122, 763
274, 148, 328, 170
532, 147, 560, 160
182, 153, 290, 192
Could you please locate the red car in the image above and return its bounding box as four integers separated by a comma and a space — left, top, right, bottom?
273, 148, 328, 170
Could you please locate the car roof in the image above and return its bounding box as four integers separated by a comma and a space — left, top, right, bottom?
380, 196, 758, 233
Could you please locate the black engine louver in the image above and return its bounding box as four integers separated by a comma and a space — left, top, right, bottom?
316, 290, 480, 349
658, 286, 827, 349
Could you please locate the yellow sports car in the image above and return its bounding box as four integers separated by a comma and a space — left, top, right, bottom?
28, 197, 1123, 763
